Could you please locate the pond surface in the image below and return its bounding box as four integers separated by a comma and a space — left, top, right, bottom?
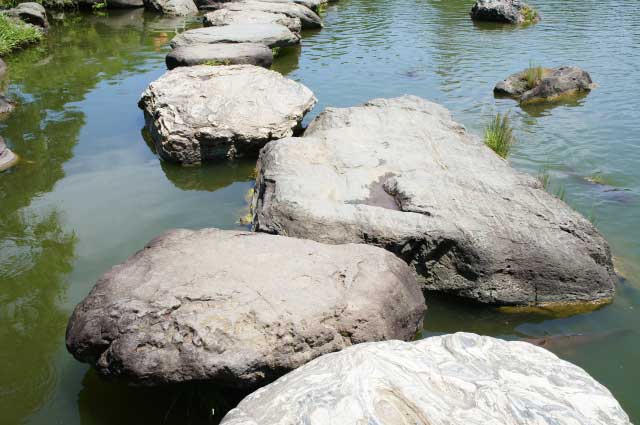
0, 0, 638, 423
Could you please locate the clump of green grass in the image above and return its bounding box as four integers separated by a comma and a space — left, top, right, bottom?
0, 14, 43, 56
92, 0, 107, 10
521, 5, 538, 23
484, 112, 515, 158
203, 59, 232, 66
271, 47, 281, 58
524, 60, 544, 89
537, 168, 566, 201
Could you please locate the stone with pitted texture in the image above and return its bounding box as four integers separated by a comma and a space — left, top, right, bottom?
251, 95, 616, 306
66, 228, 425, 388
470, 0, 538, 24
166, 43, 273, 69
220, 333, 631, 425
138, 65, 316, 163
203, 9, 302, 34
170, 24, 300, 49
217, 1, 322, 29
144, 0, 197, 16
495, 66, 595, 103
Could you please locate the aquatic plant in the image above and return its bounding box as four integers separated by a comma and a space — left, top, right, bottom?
0, 14, 43, 56
484, 112, 515, 158
521, 5, 538, 23
92, 0, 107, 10
524, 61, 544, 89
272, 47, 281, 58
203, 59, 232, 66
537, 168, 567, 202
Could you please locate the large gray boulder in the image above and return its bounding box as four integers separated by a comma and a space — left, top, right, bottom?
204, 9, 302, 34
170, 24, 300, 49
0, 137, 19, 172
250, 0, 328, 13
495, 66, 595, 104
470, 0, 539, 24
144, 0, 197, 15
66, 228, 426, 388
217, 1, 323, 29
221, 333, 631, 425
251, 96, 616, 307
166, 43, 273, 69
4, 2, 49, 30
138, 65, 316, 163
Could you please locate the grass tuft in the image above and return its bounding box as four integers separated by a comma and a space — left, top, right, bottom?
521, 5, 538, 23
524, 60, 543, 89
202, 59, 232, 66
484, 112, 515, 158
271, 47, 281, 58
0, 14, 43, 56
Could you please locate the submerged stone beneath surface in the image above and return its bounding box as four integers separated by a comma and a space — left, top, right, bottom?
170, 23, 300, 49
66, 228, 426, 388
203, 9, 302, 34
217, 1, 323, 29
495, 66, 595, 103
251, 95, 616, 306
470, 0, 538, 24
166, 43, 273, 69
0, 137, 19, 172
144, 0, 198, 16
138, 65, 316, 163
220, 333, 631, 425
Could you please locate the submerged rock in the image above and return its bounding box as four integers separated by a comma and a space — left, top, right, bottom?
138, 65, 316, 163
166, 43, 273, 69
251, 96, 616, 306
495, 66, 595, 104
470, 0, 539, 24
0, 137, 19, 172
221, 333, 631, 425
4, 2, 49, 30
217, 1, 323, 29
203, 9, 302, 34
66, 228, 425, 388
144, 0, 198, 16
170, 24, 300, 49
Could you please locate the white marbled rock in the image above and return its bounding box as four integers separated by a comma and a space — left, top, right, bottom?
221, 333, 631, 425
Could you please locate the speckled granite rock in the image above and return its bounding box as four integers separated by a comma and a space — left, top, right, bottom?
138, 65, 316, 163
170, 23, 300, 49
203, 9, 302, 34
66, 228, 425, 388
217, 1, 322, 29
495, 66, 595, 103
221, 333, 631, 425
251, 95, 616, 306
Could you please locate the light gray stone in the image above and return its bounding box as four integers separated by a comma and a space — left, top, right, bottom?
0, 137, 19, 172
144, 0, 197, 16
495, 66, 595, 104
218, 1, 322, 29
166, 43, 273, 69
221, 333, 631, 425
250, 0, 328, 13
4, 2, 49, 30
470, 0, 539, 24
170, 23, 300, 49
0, 96, 14, 115
66, 228, 426, 387
203, 9, 302, 34
251, 95, 616, 306
138, 65, 316, 163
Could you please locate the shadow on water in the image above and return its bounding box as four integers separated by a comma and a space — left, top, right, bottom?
160, 160, 255, 192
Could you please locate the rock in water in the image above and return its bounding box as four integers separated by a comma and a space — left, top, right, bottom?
170, 24, 300, 49
495, 66, 595, 104
0, 96, 15, 115
4, 2, 49, 30
220, 333, 631, 425
108, 0, 145, 8
251, 96, 616, 306
250, 0, 328, 13
217, 1, 323, 29
203, 9, 302, 34
138, 65, 316, 163
0, 137, 19, 172
144, 0, 198, 16
470, 0, 539, 24
166, 43, 273, 69
0, 59, 7, 80
65, 228, 426, 387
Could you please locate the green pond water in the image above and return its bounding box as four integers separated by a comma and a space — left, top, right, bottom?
0, 0, 639, 423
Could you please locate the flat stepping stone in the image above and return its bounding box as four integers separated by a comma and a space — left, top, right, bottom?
470, 0, 539, 24
495, 66, 595, 104
138, 64, 316, 163
203, 9, 302, 34
221, 333, 631, 425
170, 23, 300, 49
251, 95, 616, 307
66, 229, 425, 388
166, 43, 273, 69
250, 0, 329, 13
218, 1, 323, 29
144, 0, 198, 15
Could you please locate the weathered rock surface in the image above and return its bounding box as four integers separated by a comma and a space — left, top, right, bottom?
66, 228, 426, 387
495, 66, 595, 103
4, 2, 49, 30
251, 0, 328, 13
0, 59, 6, 80
221, 333, 631, 425
170, 24, 300, 49
144, 0, 197, 16
108, 0, 145, 8
251, 95, 616, 306
470, 0, 538, 24
0, 96, 15, 116
217, 1, 323, 29
203, 9, 302, 34
138, 65, 316, 163
166, 43, 273, 69
0, 137, 19, 172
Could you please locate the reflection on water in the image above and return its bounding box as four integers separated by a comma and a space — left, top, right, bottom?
0, 0, 639, 423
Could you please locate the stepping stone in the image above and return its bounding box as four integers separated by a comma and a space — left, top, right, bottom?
144, 0, 197, 16
204, 9, 302, 34
166, 43, 273, 69
218, 1, 323, 29
170, 23, 300, 49
470, 0, 539, 24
